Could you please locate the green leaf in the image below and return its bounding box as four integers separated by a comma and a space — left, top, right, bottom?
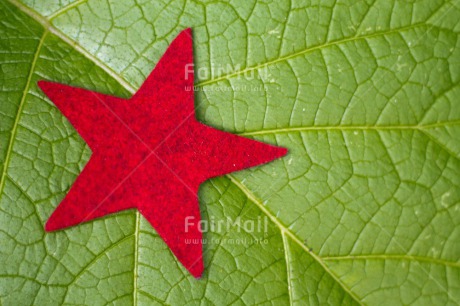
1, 0, 459, 304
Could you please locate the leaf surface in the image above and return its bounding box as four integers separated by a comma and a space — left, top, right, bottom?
1, 0, 459, 304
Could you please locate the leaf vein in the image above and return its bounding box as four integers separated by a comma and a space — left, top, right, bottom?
0, 30, 47, 204
282, 231, 294, 306
196, 23, 427, 87
322, 254, 460, 268
227, 174, 364, 305
239, 121, 460, 136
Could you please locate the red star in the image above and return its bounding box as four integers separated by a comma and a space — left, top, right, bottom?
38, 28, 287, 278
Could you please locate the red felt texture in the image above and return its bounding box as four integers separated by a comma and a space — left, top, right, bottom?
38, 28, 287, 278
